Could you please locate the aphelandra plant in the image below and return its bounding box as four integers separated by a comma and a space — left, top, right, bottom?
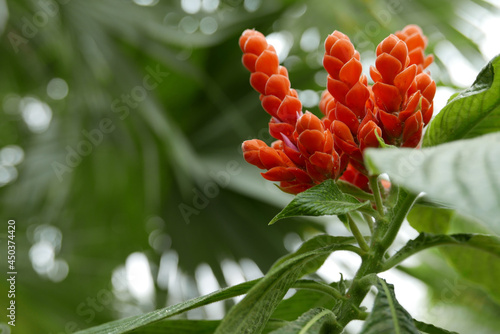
77, 26, 500, 334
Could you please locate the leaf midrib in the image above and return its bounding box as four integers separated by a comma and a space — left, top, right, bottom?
380, 279, 401, 334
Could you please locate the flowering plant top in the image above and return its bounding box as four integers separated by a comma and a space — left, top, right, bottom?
240, 25, 436, 194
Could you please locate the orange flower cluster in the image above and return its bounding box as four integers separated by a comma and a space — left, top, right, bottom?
240, 25, 435, 194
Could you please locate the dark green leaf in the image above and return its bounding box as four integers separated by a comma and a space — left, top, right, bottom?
360, 279, 420, 334
127, 319, 287, 334
214, 238, 362, 334
336, 180, 375, 201
269, 308, 339, 334
423, 55, 500, 147
128, 320, 220, 334
269, 180, 370, 225
413, 319, 459, 334
365, 132, 500, 234
75, 280, 259, 334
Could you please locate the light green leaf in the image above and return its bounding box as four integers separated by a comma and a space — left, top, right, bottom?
360, 279, 420, 334
269, 308, 339, 334
382, 233, 500, 271
423, 55, 500, 147
74, 279, 259, 334
407, 205, 454, 234
442, 244, 500, 303
364, 132, 500, 234
269, 180, 370, 225
402, 205, 500, 303
413, 319, 459, 334
214, 237, 362, 334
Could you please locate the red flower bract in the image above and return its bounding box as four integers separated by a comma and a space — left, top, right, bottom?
239, 25, 435, 194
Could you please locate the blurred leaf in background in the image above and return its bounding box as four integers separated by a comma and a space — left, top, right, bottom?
0, 0, 499, 333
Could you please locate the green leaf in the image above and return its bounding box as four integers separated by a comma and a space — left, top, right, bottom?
407, 205, 454, 234
128, 320, 220, 333
413, 319, 459, 334
74, 279, 259, 334
442, 243, 500, 303
382, 233, 500, 271
269, 180, 370, 225
270, 234, 363, 277
127, 319, 287, 334
423, 54, 500, 147
268, 308, 339, 334
337, 180, 374, 201
360, 279, 420, 334
364, 132, 500, 234
271, 290, 337, 322
405, 205, 500, 303
214, 237, 362, 334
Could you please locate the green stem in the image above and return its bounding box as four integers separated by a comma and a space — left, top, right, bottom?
348, 214, 370, 252
362, 213, 374, 235
332, 249, 385, 332
293, 279, 346, 300
369, 175, 385, 217
380, 191, 419, 249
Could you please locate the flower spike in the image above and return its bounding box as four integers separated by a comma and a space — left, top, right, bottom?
239, 25, 435, 193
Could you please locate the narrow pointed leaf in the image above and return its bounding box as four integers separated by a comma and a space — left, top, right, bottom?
126, 319, 287, 334
365, 132, 500, 234
75, 280, 259, 334
423, 55, 500, 147
270, 180, 369, 225
360, 279, 419, 334
269, 308, 339, 334
382, 233, 500, 271
127, 320, 219, 333
270, 234, 362, 277
214, 238, 361, 334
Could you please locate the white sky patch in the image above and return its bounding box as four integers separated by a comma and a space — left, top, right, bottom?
47, 78, 69, 100
434, 40, 478, 88
433, 86, 458, 116
195, 263, 224, 319
133, 0, 159, 6
316, 250, 361, 282
125, 252, 155, 305
244, 0, 261, 12
478, 14, 500, 59
202, 0, 219, 13
239, 258, 263, 280
0, 145, 24, 166
181, 0, 201, 14
221, 259, 246, 303
300, 27, 320, 52
20, 97, 52, 133
298, 89, 320, 108
266, 31, 294, 63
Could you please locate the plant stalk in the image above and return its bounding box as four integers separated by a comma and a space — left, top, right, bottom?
347, 214, 370, 252
369, 175, 385, 217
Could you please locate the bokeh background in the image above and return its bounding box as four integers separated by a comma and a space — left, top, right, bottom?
0, 0, 499, 333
